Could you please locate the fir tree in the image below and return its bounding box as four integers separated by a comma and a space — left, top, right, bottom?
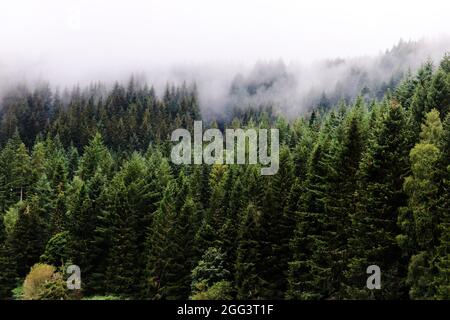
235, 202, 267, 299
346, 101, 410, 299
145, 173, 195, 299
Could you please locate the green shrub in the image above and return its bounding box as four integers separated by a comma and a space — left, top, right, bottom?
190, 281, 233, 300
12, 285, 23, 300
23, 263, 68, 300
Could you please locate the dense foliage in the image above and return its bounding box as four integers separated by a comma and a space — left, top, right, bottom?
0, 55, 449, 300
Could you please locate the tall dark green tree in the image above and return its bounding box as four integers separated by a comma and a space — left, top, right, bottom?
259, 146, 295, 299
346, 101, 410, 299
287, 111, 342, 299
145, 172, 196, 299
235, 202, 267, 299
318, 105, 367, 299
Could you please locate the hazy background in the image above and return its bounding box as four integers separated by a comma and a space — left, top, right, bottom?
1, 0, 449, 117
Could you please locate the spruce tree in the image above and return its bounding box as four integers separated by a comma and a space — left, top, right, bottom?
8, 199, 48, 276
145, 173, 195, 299
410, 61, 434, 127
235, 202, 267, 299
77, 132, 113, 180
260, 146, 295, 299
218, 166, 244, 277
105, 153, 153, 297
427, 69, 450, 117
346, 101, 410, 299
105, 179, 139, 296
0, 209, 18, 299
287, 112, 340, 299
320, 105, 367, 299
68, 171, 107, 294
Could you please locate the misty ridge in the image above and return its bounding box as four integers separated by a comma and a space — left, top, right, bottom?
221, 37, 450, 119
1, 37, 449, 121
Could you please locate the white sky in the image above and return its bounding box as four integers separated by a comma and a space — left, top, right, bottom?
0, 0, 449, 84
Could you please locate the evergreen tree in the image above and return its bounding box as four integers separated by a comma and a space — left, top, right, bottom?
287, 112, 340, 299
77, 132, 113, 180
346, 101, 410, 299
399, 109, 443, 299
40, 231, 71, 267
145, 173, 196, 299
68, 171, 107, 294
320, 105, 367, 298
0, 209, 18, 299
410, 61, 434, 127
259, 146, 295, 299
190, 247, 231, 298
8, 199, 48, 276
426, 67, 450, 118
104, 153, 153, 297
434, 112, 450, 298
235, 202, 267, 299
218, 166, 244, 276
105, 179, 140, 296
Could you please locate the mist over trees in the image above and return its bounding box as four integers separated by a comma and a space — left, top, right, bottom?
225, 38, 450, 118
1, 38, 449, 122
0, 50, 449, 300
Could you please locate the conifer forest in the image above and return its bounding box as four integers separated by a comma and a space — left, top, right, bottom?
1, 1, 450, 303
0, 53, 449, 300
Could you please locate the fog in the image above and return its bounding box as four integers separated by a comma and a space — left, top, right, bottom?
1, 0, 449, 117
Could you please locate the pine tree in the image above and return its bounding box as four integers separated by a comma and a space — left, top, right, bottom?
320, 105, 367, 298
144, 173, 196, 299
410, 61, 434, 127
77, 132, 113, 180
68, 171, 107, 294
105, 179, 140, 296
346, 101, 410, 299
235, 202, 267, 299
0, 208, 18, 299
103, 153, 154, 297
13, 142, 31, 202
218, 166, 244, 277
0, 132, 31, 210
427, 69, 450, 117
287, 112, 340, 299
8, 199, 48, 276
259, 146, 295, 299
30, 142, 46, 185
394, 69, 417, 109
0, 243, 17, 299
207, 164, 227, 238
